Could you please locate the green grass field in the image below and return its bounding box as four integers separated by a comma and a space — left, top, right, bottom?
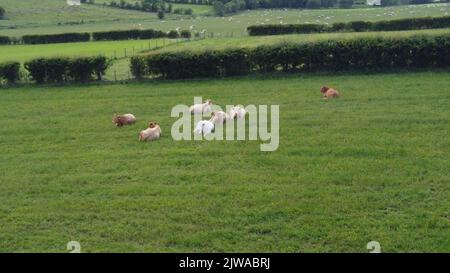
148, 28, 450, 54
0, 38, 180, 81
93, 0, 214, 15
3, 28, 448, 82
4, 29, 448, 64
0, 1, 448, 37
0, 72, 449, 252
0, 38, 176, 63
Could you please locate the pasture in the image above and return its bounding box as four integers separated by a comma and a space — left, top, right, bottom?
94, 0, 215, 15
3, 28, 449, 82
0, 0, 448, 37
150, 28, 450, 53
0, 38, 178, 81
0, 38, 175, 63
0, 72, 449, 252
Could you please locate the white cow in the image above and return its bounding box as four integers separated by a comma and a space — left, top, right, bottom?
193, 120, 214, 136
189, 99, 212, 114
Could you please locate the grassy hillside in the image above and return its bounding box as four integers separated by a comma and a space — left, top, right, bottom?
3, 29, 448, 64
147, 28, 450, 54
0, 38, 179, 81
0, 38, 175, 63
0, 72, 449, 252
94, 0, 214, 15
0, 1, 448, 37
0, 0, 164, 28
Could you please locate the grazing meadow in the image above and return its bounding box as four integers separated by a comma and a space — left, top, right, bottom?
0, 38, 176, 63
149, 28, 450, 53
0, 0, 448, 37
0, 0, 449, 253
0, 72, 449, 252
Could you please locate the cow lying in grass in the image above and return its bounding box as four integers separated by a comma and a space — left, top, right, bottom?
231, 105, 246, 119
139, 121, 162, 141
189, 99, 212, 114
112, 113, 136, 127
210, 111, 228, 124
194, 120, 215, 136
321, 86, 340, 99
210, 106, 247, 125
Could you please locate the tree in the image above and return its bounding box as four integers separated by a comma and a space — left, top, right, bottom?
213, 1, 226, 16
338, 0, 353, 8
321, 0, 336, 7
0, 6, 5, 20
244, 0, 260, 9
410, 0, 431, 3
157, 10, 165, 19
306, 0, 322, 8
380, 0, 398, 6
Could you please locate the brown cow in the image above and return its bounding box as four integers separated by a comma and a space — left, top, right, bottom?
321, 86, 340, 99
112, 113, 136, 127
139, 121, 162, 141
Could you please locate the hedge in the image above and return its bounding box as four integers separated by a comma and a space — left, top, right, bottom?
0, 35, 10, 45
247, 16, 450, 35
1, 28, 188, 45
131, 35, 450, 80
0, 62, 20, 84
24, 56, 111, 84
92, 29, 168, 41
22, 33, 91, 44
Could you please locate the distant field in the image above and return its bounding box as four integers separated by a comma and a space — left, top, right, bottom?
0, 0, 175, 29
93, 0, 213, 15
0, 38, 179, 81
0, 71, 449, 252
3, 28, 448, 81
0, 1, 448, 37
171, 3, 214, 15
0, 38, 176, 63
147, 28, 450, 54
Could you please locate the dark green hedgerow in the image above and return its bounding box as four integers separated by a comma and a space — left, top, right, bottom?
0, 35, 10, 45
0, 62, 20, 84
247, 16, 450, 36
131, 35, 450, 80
24, 56, 111, 84
22, 33, 91, 44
